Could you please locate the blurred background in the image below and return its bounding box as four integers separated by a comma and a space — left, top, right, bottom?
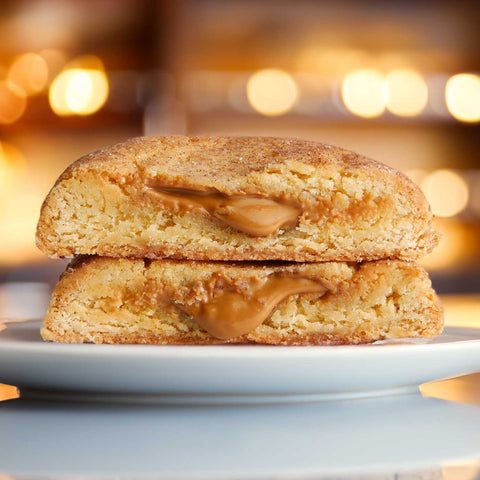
0, 0, 479, 322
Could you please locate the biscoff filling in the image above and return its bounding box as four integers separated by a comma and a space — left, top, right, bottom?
175, 272, 327, 340
147, 184, 302, 236
145, 184, 327, 339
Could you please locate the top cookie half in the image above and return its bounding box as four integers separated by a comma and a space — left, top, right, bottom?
36, 136, 438, 262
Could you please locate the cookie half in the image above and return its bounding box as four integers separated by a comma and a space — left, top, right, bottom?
36, 136, 437, 262
41, 256, 443, 345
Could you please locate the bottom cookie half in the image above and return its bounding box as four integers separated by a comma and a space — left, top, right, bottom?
41, 257, 443, 345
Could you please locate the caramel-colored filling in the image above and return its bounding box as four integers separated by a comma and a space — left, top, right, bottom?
147, 185, 301, 236
179, 273, 327, 340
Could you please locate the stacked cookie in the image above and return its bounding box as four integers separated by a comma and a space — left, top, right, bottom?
36, 136, 443, 345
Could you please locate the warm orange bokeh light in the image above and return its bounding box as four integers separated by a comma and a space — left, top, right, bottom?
49, 68, 109, 116
420, 219, 473, 271
421, 169, 469, 217
0, 141, 25, 190
384, 69, 428, 117
445, 73, 480, 122
48, 55, 109, 116
65, 54, 105, 71
341, 69, 385, 118
39, 48, 68, 81
247, 69, 298, 116
0, 384, 19, 401
0, 142, 43, 265
0, 81, 27, 124
7, 52, 49, 96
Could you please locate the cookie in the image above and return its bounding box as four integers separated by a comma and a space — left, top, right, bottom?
41, 256, 443, 345
36, 136, 438, 262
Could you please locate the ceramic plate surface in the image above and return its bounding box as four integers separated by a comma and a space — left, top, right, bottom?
1, 321, 480, 403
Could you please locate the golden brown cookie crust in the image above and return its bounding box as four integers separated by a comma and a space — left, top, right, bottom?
36, 136, 438, 262
41, 256, 444, 346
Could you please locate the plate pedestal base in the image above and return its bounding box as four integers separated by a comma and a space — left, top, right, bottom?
18, 385, 420, 405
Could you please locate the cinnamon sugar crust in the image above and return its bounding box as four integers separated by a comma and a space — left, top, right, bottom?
36, 136, 438, 262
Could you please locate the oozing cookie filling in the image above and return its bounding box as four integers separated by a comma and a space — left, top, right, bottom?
146, 184, 301, 236
175, 272, 327, 339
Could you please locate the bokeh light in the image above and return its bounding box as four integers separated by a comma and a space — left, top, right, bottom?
0, 81, 27, 124
39, 48, 67, 81
404, 168, 428, 187
0, 384, 19, 401
421, 169, 469, 217
0, 142, 45, 265
7, 52, 49, 96
341, 69, 385, 118
247, 69, 298, 116
421, 219, 474, 271
445, 73, 480, 122
384, 69, 428, 116
0, 141, 25, 191
49, 68, 109, 116
470, 175, 480, 217
0, 189, 46, 264
441, 295, 480, 328
65, 54, 106, 71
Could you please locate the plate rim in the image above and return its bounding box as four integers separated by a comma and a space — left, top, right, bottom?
2, 322, 480, 401
1, 321, 479, 359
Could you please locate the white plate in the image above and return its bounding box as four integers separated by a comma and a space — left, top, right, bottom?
1, 321, 480, 403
